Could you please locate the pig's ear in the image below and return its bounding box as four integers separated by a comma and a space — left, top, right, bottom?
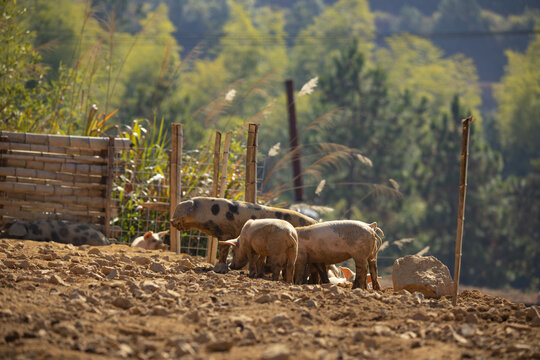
157, 230, 169, 237
368, 222, 377, 230
219, 239, 238, 247
339, 266, 355, 282
143, 231, 153, 241
172, 200, 195, 220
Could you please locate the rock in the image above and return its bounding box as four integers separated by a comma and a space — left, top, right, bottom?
459, 324, 476, 337
261, 344, 290, 360
230, 315, 254, 326
392, 255, 453, 298
105, 269, 119, 280
271, 313, 289, 325
306, 299, 318, 308
70, 265, 88, 275
412, 311, 431, 321
526, 306, 540, 326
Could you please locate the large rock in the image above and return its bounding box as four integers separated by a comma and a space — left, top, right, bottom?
392, 255, 453, 298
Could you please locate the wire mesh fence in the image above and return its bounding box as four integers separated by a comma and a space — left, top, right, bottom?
112, 147, 250, 258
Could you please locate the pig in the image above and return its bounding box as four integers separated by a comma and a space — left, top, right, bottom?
219, 219, 298, 283
131, 230, 169, 250
1, 219, 110, 246
294, 220, 383, 290
170, 197, 316, 273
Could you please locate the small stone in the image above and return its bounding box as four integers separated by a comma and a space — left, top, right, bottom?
105, 269, 119, 280
5, 330, 20, 343
412, 311, 430, 321
149, 262, 166, 273
525, 306, 540, 326
195, 331, 216, 344
459, 324, 476, 337
465, 313, 479, 324
150, 305, 169, 316
271, 313, 289, 325
206, 340, 233, 352
255, 294, 276, 304
306, 299, 318, 308
112, 297, 132, 310
140, 280, 160, 293
48, 275, 68, 286
261, 344, 290, 360
132, 256, 151, 266
280, 292, 294, 301
184, 310, 200, 323
88, 247, 102, 256
70, 265, 88, 275
373, 325, 392, 336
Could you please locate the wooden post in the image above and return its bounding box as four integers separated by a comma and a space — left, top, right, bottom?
219, 132, 232, 198
207, 132, 222, 264
245, 123, 258, 203
170, 124, 183, 254
104, 136, 115, 238
452, 116, 474, 306
285, 79, 304, 202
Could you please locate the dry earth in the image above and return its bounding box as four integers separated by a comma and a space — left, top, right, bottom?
0, 239, 539, 360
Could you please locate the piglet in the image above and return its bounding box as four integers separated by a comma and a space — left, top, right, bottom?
131, 231, 169, 250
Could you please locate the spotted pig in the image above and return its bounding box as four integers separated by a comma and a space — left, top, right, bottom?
2, 219, 110, 246
171, 197, 316, 273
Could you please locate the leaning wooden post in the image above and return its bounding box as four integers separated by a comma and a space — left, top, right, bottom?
285, 79, 304, 202
170, 123, 183, 254
245, 123, 258, 203
207, 132, 222, 264
219, 132, 232, 198
104, 136, 115, 238
452, 116, 473, 306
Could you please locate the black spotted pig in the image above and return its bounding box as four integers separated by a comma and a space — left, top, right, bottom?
294, 220, 383, 290
2, 219, 110, 246
219, 219, 298, 283
170, 197, 316, 273
131, 230, 169, 250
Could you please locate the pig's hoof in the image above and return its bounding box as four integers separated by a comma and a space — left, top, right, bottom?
213, 263, 229, 274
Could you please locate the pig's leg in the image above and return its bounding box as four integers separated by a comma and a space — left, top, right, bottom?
269, 258, 281, 281
314, 263, 329, 283
368, 256, 381, 291
214, 243, 230, 274
294, 252, 307, 284
353, 257, 369, 290
284, 248, 296, 283
255, 256, 266, 278
247, 250, 257, 278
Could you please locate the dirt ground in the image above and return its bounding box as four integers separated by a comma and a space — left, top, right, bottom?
0, 239, 538, 360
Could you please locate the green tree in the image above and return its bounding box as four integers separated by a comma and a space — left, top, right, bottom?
290, 0, 375, 83
494, 32, 540, 176
376, 34, 482, 116
0, 1, 50, 131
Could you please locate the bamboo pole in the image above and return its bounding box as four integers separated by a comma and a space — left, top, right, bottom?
0, 209, 102, 224
7, 193, 113, 208
219, 132, 232, 198
0, 182, 103, 197
104, 136, 115, 238
452, 116, 474, 306
0, 151, 107, 164
0, 131, 132, 151
3, 159, 109, 176
3, 176, 106, 190
0, 141, 102, 156
0, 134, 6, 225
245, 123, 259, 203
207, 132, 222, 264
169, 124, 183, 254
0, 198, 112, 213
0, 167, 103, 185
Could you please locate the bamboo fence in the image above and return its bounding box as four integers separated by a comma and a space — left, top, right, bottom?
0, 131, 131, 237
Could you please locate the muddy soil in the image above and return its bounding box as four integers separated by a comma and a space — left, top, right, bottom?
0, 239, 538, 360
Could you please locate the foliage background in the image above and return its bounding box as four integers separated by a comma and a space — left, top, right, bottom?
1, 0, 539, 290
